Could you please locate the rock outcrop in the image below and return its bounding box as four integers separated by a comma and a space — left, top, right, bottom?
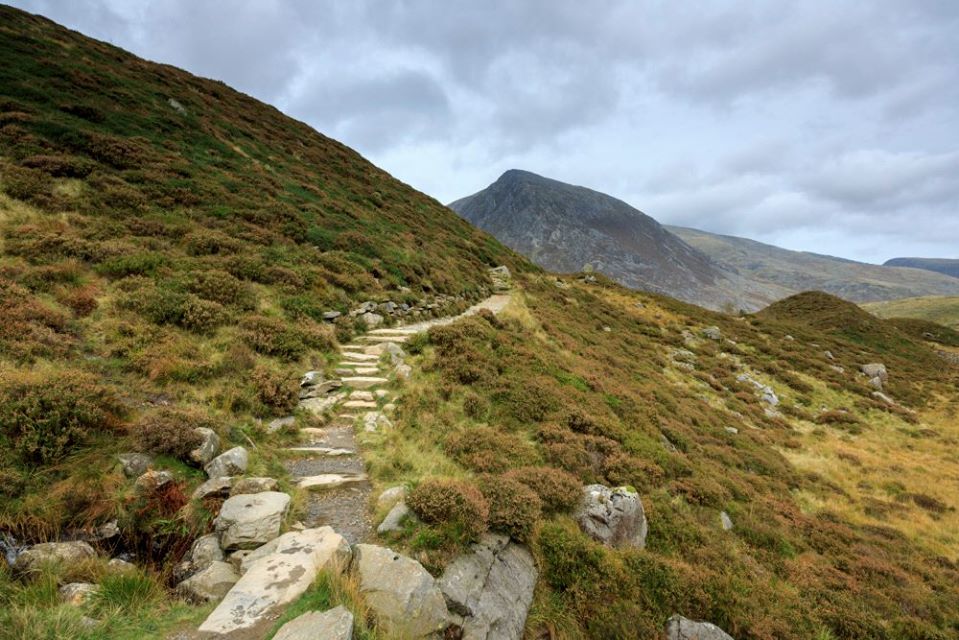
576, 485, 648, 549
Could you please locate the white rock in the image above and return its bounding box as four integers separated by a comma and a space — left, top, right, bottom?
205, 446, 248, 479
190, 534, 223, 570
189, 427, 220, 466
666, 615, 734, 640
377, 486, 407, 511
273, 605, 354, 640
376, 502, 411, 534
575, 485, 647, 549
230, 477, 279, 495
214, 491, 290, 550
176, 561, 238, 603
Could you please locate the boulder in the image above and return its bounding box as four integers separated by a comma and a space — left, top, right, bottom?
377, 486, 407, 511
363, 411, 393, 432
702, 326, 722, 340
868, 376, 884, 390
273, 606, 354, 640
384, 342, 407, 365
199, 527, 351, 635
230, 477, 279, 495
134, 469, 174, 493
860, 363, 888, 382
117, 452, 152, 478
205, 446, 248, 479
394, 363, 412, 380
59, 582, 99, 606
376, 502, 411, 534
489, 265, 512, 291
192, 476, 234, 501
575, 485, 648, 549
189, 427, 220, 466
214, 491, 290, 550
438, 533, 537, 640
14, 541, 96, 574
361, 312, 384, 328
720, 511, 734, 531
235, 538, 280, 574
176, 561, 238, 603
353, 544, 450, 638
268, 416, 296, 433
665, 615, 734, 640
190, 534, 224, 571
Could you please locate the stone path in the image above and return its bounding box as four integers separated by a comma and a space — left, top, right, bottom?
287, 293, 512, 544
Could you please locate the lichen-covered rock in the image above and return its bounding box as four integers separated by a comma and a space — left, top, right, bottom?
205, 446, 248, 479
59, 582, 99, 606
199, 527, 350, 635
665, 615, 734, 640
134, 469, 173, 493
191, 476, 234, 501
14, 541, 97, 574
190, 534, 223, 571
353, 544, 450, 638
176, 561, 238, 603
273, 605, 354, 640
438, 533, 537, 640
377, 486, 407, 511
117, 452, 152, 478
376, 502, 411, 534
860, 363, 888, 381
230, 476, 278, 495
214, 491, 290, 550
575, 485, 647, 549
189, 427, 220, 466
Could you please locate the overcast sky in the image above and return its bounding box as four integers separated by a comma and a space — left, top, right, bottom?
12, 1, 959, 263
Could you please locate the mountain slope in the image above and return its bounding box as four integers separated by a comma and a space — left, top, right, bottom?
884, 257, 959, 279
671, 226, 959, 302
450, 170, 786, 311
862, 295, 959, 329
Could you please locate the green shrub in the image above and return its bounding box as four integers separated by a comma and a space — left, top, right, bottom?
407, 478, 489, 541
445, 426, 538, 473
96, 252, 168, 278
131, 407, 211, 460
0, 370, 124, 464
185, 269, 256, 310
240, 315, 333, 360
478, 474, 542, 541
250, 365, 298, 414
503, 466, 581, 513
184, 229, 241, 256
1, 164, 52, 205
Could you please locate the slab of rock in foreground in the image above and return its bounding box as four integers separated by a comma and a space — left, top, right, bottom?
666, 614, 734, 639
576, 484, 648, 549
215, 491, 290, 550
353, 544, 450, 638
273, 605, 354, 640
438, 533, 537, 640
199, 527, 350, 635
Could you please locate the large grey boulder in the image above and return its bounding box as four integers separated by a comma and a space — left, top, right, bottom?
117, 452, 152, 478
665, 615, 734, 640
353, 544, 450, 638
860, 363, 888, 381
199, 527, 350, 635
576, 485, 648, 549
190, 534, 224, 571
438, 533, 537, 640
189, 427, 220, 466
14, 541, 96, 574
205, 446, 248, 479
214, 491, 290, 550
176, 561, 238, 603
273, 605, 354, 640
191, 476, 234, 501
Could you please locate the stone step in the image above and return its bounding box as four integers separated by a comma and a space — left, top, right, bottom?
368, 327, 420, 336
298, 473, 368, 490
342, 400, 378, 409
349, 391, 375, 401
357, 335, 410, 344
340, 352, 379, 362
341, 376, 389, 389
285, 446, 355, 456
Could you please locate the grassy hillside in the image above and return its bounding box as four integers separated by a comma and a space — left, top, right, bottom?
863, 296, 959, 330
367, 277, 959, 639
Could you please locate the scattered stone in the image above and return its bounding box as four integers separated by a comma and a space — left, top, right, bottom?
107, 558, 136, 573
235, 538, 280, 574
93, 520, 120, 540
199, 528, 350, 635
868, 376, 884, 390
671, 349, 697, 364
860, 362, 888, 381
14, 541, 96, 574
665, 614, 734, 640
830, 365, 845, 374
300, 379, 345, 399
273, 606, 354, 640
298, 473, 367, 491
720, 511, 734, 531
167, 97, 187, 115
394, 363, 412, 380
784, 334, 795, 341
322, 311, 342, 321
268, 416, 296, 433
724, 426, 738, 435
660, 434, 678, 453
361, 312, 384, 328
192, 476, 234, 501
300, 370, 325, 387
382, 403, 397, 414
384, 342, 407, 365
736, 374, 779, 406
353, 544, 450, 638
824, 350, 835, 360
602, 325, 612, 332
871, 391, 896, 405
205, 446, 248, 479
576, 485, 647, 549
377, 502, 411, 534
189, 427, 220, 466
117, 452, 152, 478
190, 534, 224, 571
363, 411, 393, 432
377, 486, 408, 511
134, 469, 174, 493
59, 582, 99, 606
176, 561, 239, 603
375, 389, 390, 399
230, 477, 278, 495
702, 326, 722, 340
300, 392, 347, 415
438, 533, 537, 640
214, 491, 290, 550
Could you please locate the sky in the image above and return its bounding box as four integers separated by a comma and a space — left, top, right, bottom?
11, 1, 959, 264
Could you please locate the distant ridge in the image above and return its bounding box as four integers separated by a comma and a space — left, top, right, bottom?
884, 257, 959, 279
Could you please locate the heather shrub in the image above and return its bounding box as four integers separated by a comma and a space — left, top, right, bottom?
478, 474, 542, 542
503, 466, 581, 513
184, 229, 242, 256
185, 269, 256, 310
407, 478, 489, 540
1, 164, 52, 205
251, 365, 298, 414
444, 426, 538, 473
131, 407, 212, 460
240, 315, 334, 360
462, 390, 489, 419
0, 370, 124, 464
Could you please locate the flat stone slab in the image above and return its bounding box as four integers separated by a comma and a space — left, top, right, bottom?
340, 352, 379, 362
298, 473, 368, 490
368, 328, 419, 336
285, 447, 355, 456
343, 400, 378, 409
341, 376, 388, 389
199, 527, 351, 635
358, 335, 410, 343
